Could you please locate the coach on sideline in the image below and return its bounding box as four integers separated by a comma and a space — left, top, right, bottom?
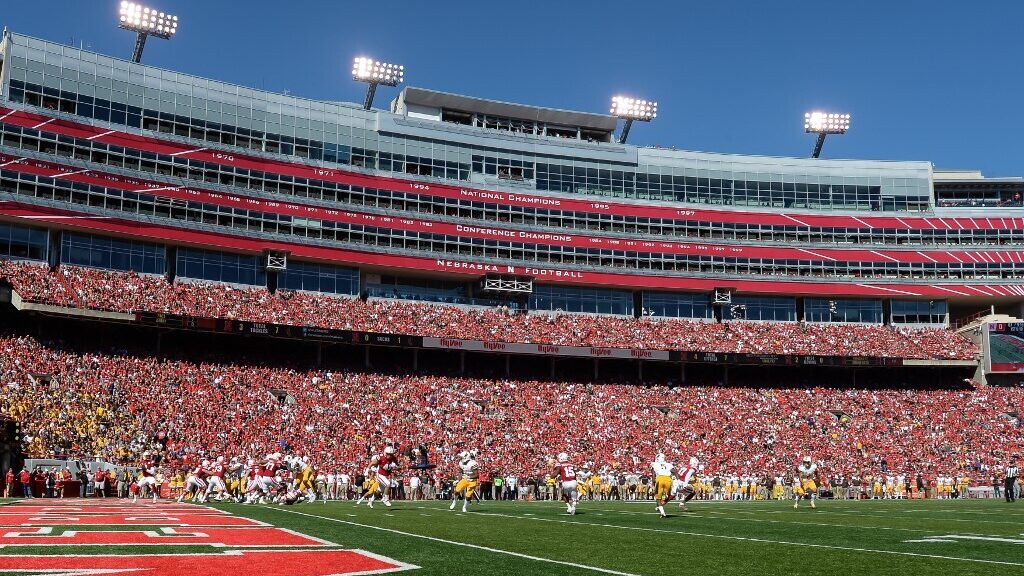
1006, 460, 1019, 503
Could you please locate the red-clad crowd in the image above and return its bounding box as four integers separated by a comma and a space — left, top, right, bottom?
1, 333, 1018, 483
0, 260, 978, 360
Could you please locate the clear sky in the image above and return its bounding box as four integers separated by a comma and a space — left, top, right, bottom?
2, 1, 1021, 175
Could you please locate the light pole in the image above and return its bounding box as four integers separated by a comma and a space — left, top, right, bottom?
118, 2, 178, 63
804, 111, 850, 158
352, 57, 404, 110
611, 96, 657, 144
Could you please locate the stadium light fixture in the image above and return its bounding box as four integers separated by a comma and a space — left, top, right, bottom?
352, 56, 404, 110
117, 2, 178, 63
804, 111, 851, 159
610, 96, 657, 144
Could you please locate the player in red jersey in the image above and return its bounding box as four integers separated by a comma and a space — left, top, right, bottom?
180, 459, 209, 503
259, 453, 284, 504
206, 456, 228, 502
133, 451, 159, 503
552, 452, 580, 515
674, 457, 700, 511
243, 453, 283, 504
241, 458, 261, 503
373, 446, 399, 508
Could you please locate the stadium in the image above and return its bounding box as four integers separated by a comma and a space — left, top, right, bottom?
0, 2, 1022, 575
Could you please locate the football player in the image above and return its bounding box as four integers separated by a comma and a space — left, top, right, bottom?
374, 446, 399, 508
652, 453, 674, 518
552, 452, 579, 515
674, 457, 699, 511
794, 456, 819, 509
354, 457, 381, 508
134, 451, 159, 503
449, 451, 479, 513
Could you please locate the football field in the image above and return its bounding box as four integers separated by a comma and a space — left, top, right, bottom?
2, 497, 1023, 575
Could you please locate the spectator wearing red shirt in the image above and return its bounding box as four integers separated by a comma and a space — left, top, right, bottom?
93, 469, 107, 498
3, 469, 13, 498
18, 468, 32, 498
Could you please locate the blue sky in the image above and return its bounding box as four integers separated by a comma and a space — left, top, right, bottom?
2, 1, 1021, 175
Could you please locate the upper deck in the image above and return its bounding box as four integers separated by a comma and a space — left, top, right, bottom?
0, 31, 945, 215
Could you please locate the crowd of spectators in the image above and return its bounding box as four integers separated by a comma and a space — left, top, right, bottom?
1, 332, 1018, 486
0, 260, 978, 360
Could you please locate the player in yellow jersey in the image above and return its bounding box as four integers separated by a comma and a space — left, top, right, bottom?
651, 453, 674, 518
450, 451, 480, 513
638, 476, 649, 500
290, 455, 317, 503
576, 467, 591, 500
957, 474, 970, 498
773, 474, 785, 500
354, 458, 380, 507
794, 456, 819, 509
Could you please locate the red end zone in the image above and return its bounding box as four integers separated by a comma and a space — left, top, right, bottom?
0, 526, 331, 547
0, 499, 418, 573
0, 512, 268, 526
0, 549, 418, 575
5, 505, 229, 514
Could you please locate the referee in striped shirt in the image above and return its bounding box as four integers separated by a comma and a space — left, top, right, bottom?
1006, 460, 1019, 503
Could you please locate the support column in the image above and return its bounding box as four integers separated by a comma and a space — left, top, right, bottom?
364, 346, 371, 369
593, 359, 599, 382
413, 348, 419, 372
505, 355, 510, 378
638, 361, 644, 383
315, 343, 322, 367
459, 351, 465, 375
680, 362, 686, 384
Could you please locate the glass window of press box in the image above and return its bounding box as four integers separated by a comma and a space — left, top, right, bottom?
60, 232, 165, 274
641, 291, 713, 319
804, 298, 883, 323
890, 300, 948, 324
728, 296, 797, 322
366, 276, 467, 303
0, 223, 48, 261
364, 276, 518, 308
176, 248, 266, 286
277, 260, 359, 295
529, 285, 633, 316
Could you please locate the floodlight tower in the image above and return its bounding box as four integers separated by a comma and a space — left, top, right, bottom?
118, 2, 178, 63
611, 96, 657, 144
804, 111, 851, 158
352, 57, 404, 110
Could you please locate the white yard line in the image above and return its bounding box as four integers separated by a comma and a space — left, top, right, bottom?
772, 507, 1024, 526
898, 508, 1024, 518
581, 506, 957, 534
266, 506, 642, 576
428, 507, 1024, 568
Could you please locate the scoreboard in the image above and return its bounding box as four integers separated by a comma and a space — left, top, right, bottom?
987, 323, 1024, 372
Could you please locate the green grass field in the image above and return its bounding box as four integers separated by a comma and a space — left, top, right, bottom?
990, 334, 1024, 364
3, 498, 1024, 575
